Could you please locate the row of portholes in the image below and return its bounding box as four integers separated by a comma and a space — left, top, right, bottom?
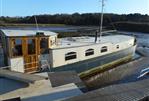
65, 46, 108, 61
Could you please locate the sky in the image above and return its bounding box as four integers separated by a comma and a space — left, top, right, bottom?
0, 0, 149, 17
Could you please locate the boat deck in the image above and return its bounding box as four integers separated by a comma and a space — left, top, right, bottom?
53, 35, 134, 49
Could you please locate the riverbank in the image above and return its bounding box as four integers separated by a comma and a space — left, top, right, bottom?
1, 23, 149, 34
113, 22, 149, 33
0, 23, 66, 27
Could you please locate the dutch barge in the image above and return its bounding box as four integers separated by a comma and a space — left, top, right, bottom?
0, 29, 136, 77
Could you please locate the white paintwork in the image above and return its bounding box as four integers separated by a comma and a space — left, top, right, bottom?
50, 35, 135, 68
49, 35, 57, 48
1, 29, 58, 37
9, 57, 24, 73
55, 35, 134, 49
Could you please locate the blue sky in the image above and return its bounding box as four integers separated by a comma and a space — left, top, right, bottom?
0, 0, 149, 17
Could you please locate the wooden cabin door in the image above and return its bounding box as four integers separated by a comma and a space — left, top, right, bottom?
23, 38, 39, 73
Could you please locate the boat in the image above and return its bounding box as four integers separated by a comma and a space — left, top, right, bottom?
0, 0, 137, 77
138, 67, 149, 78
0, 30, 137, 75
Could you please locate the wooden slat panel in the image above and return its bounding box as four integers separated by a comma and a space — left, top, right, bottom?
24, 37, 39, 73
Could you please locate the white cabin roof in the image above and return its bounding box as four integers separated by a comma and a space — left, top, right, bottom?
0, 29, 58, 37
54, 35, 134, 49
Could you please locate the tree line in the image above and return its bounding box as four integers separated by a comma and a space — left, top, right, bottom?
0, 13, 149, 33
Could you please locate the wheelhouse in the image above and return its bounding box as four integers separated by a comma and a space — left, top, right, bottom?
0, 29, 58, 73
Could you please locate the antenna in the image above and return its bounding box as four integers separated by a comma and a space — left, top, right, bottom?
95, 0, 105, 43
34, 16, 39, 31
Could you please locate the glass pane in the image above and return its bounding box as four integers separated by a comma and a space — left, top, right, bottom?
40, 38, 49, 54
12, 39, 23, 57
101, 46, 108, 53
85, 49, 94, 56
28, 39, 36, 55
65, 52, 77, 61
40, 38, 48, 49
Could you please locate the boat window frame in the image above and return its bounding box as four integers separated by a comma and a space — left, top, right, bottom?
40, 37, 49, 54
27, 38, 36, 55
10, 38, 23, 58
101, 46, 108, 53
116, 45, 119, 49
85, 49, 94, 56
65, 52, 77, 61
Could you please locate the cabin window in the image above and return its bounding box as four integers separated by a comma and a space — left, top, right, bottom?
65, 52, 77, 61
116, 45, 119, 49
28, 39, 36, 55
101, 46, 108, 53
85, 49, 94, 56
40, 38, 48, 53
11, 39, 23, 57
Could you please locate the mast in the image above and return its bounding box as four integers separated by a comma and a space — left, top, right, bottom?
95, 0, 104, 43
34, 16, 39, 32
99, 0, 104, 39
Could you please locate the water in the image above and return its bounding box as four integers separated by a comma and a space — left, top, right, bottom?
1, 26, 89, 32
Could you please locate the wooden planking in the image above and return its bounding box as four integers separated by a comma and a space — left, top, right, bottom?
24, 37, 39, 73
8, 36, 49, 73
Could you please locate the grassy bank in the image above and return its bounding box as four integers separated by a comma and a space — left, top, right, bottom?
1, 22, 149, 34
0, 23, 66, 27
113, 22, 149, 33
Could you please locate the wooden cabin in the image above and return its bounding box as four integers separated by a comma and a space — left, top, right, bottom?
0, 29, 58, 73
